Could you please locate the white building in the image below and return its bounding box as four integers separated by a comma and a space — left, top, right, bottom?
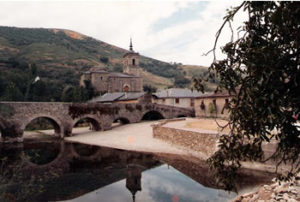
153, 88, 202, 109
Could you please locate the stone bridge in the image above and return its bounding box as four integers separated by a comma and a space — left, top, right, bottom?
0, 102, 194, 142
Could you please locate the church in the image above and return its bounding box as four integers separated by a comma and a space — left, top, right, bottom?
80, 39, 143, 94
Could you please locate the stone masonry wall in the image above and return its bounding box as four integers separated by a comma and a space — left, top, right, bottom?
152, 119, 220, 159
0, 102, 194, 143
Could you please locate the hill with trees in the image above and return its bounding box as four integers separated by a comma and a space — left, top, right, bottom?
0, 26, 213, 101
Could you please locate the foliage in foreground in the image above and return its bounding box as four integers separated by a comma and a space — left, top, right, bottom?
202, 1, 300, 190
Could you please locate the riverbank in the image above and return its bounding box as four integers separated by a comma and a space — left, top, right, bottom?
65, 118, 228, 158
233, 173, 300, 202
25, 118, 299, 201
65, 121, 191, 156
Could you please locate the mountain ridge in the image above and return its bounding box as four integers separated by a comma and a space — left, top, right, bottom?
1, 25, 205, 88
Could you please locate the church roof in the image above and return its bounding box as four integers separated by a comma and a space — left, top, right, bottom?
82, 71, 140, 78
89, 92, 124, 103
89, 92, 146, 103
118, 92, 145, 101
83, 70, 108, 74
108, 72, 139, 78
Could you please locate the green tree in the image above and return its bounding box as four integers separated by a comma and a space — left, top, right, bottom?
2, 82, 24, 101
143, 84, 157, 93
113, 63, 123, 72
100, 56, 109, 63
174, 75, 190, 88
61, 85, 74, 102
83, 80, 97, 100
201, 2, 300, 189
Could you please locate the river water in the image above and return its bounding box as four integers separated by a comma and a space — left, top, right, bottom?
0, 140, 274, 202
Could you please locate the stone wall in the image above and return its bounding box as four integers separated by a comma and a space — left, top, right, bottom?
107, 76, 142, 93
152, 119, 220, 159
123, 52, 140, 76
91, 72, 110, 93
0, 102, 194, 142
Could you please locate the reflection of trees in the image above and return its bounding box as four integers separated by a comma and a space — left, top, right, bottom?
155, 153, 275, 193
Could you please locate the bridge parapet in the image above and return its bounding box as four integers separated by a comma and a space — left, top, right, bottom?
0, 102, 194, 143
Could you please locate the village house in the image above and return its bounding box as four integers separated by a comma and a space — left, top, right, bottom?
194, 91, 233, 118
153, 88, 202, 109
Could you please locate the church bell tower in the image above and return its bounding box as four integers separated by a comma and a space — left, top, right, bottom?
123, 38, 140, 76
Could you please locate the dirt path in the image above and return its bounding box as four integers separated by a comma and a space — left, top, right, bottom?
65, 121, 192, 156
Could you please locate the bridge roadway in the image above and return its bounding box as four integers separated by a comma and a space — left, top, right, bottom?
0, 102, 194, 142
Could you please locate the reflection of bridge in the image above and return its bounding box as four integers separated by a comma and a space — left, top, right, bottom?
0, 141, 275, 201
0, 102, 194, 142
0, 141, 160, 201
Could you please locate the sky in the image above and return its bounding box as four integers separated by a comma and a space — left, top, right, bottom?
0, 0, 246, 66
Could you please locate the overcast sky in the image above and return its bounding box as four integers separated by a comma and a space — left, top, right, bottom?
0, 0, 246, 66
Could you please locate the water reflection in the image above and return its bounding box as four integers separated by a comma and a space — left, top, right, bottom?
23, 141, 61, 165
0, 140, 275, 202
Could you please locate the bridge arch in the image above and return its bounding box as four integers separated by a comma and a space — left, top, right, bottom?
112, 116, 131, 128
114, 117, 130, 124
141, 110, 165, 121
22, 115, 62, 138
72, 115, 102, 135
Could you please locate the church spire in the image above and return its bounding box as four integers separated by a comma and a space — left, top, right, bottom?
129, 38, 133, 51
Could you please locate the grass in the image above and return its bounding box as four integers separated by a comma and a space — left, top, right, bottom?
184, 118, 230, 133
141, 70, 172, 89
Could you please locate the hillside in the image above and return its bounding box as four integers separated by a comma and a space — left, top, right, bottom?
0, 26, 214, 102
181, 65, 217, 91
0, 26, 191, 87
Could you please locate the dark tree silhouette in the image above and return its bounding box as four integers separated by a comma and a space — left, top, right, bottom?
198, 2, 300, 190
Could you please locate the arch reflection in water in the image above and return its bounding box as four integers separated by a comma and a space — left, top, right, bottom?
23, 141, 61, 165
0, 141, 275, 202
24, 116, 61, 138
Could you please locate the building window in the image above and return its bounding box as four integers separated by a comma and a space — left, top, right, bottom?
175, 98, 180, 104
213, 99, 217, 112
132, 59, 135, 65
200, 100, 205, 110
123, 85, 130, 92
162, 98, 166, 103
190, 99, 194, 107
